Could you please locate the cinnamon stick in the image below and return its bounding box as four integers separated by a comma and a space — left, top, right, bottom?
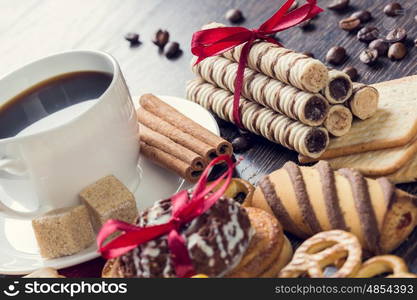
140, 141, 202, 183
140, 125, 206, 170
139, 93, 232, 156
137, 108, 217, 162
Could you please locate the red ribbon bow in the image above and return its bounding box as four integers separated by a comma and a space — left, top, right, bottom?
191, 0, 322, 128
97, 155, 235, 278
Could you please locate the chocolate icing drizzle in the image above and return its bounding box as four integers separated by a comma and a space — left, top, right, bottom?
258, 175, 305, 237
284, 161, 322, 234
314, 161, 348, 231
118, 196, 252, 278
338, 168, 381, 254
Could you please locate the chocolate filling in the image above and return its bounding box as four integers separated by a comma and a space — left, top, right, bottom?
314, 161, 348, 231
258, 176, 304, 237
305, 129, 328, 153
304, 96, 328, 122
329, 77, 351, 101
284, 162, 322, 234
338, 168, 381, 254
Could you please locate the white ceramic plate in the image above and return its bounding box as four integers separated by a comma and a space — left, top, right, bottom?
0, 95, 219, 275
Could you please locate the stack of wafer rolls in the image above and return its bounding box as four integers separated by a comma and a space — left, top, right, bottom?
187, 78, 329, 158
186, 22, 379, 157
191, 56, 329, 127
137, 93, 232, 182
251, 161, 417, 254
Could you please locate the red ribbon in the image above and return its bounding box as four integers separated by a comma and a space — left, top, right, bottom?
191, 0, 323, 128
97, 155, 235, 278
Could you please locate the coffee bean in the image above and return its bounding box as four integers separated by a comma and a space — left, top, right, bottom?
359, 48, 378, 64
388, 42, 407, 60
232, 136, 251, 153
124, 32, 140, 45
386, 28, 407, 43
299, 19, 312, 29
369, 39, 389, 56
327, 0, 349, 11
384, 3, 402, 17
339, 16, 361, 31
302, 51, 315, 58
165, 42, 182, 59
357, 26, 379, 42
152, 29, 170, 49
326, 46, 347, 65
225, 9, 244, 23
342, 66, 359, 81
289, 0, 298, 11
351, 10, 372, 23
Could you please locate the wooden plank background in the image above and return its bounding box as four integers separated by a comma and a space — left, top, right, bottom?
0, 0, 416, 276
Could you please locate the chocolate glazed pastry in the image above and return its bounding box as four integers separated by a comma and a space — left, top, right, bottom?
191, 56, 329, 127
186, 78, 330, 158
108, 197, 253, 278
251, 161, 417, 254
321, 70, 353, 104
345, 83, 379, 120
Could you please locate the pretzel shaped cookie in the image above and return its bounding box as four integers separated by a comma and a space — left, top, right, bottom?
278, 230, 362, 278
354, 255, 417, 278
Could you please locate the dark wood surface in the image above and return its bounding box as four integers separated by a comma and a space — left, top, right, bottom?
1, 0, 416, 276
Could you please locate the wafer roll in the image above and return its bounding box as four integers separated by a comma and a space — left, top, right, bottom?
140, 125, 206, 170
186, 78, 329, 158
192, 56, 329, 127
251, 161, 417, 254
346, 83, 379, 120
137, 108, 217, 162
139, 94, 232, 156
202, 23, 329, 93
324, 105, 353, 137
321, 70, 353, 104
140, 141, 202, 183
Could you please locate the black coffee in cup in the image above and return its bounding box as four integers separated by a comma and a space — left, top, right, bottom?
0, 71, 113, 139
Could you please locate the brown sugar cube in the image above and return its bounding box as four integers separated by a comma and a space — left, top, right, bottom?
80, 175, 138, 231
32, 205, 95, 259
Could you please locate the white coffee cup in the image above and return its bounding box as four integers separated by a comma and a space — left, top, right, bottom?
0, 50, 140, 218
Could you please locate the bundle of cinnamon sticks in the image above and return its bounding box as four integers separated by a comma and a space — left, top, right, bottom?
137, 94, 233, 182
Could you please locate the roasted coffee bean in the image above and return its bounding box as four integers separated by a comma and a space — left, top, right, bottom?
232, 136, 251, 153
384, 3, 402, 17
388, 42, 407, 60
299, 19, 312, 29
302, 51, 315, 58
359, 48, 378, 64
225, 8, 244, 23
153, 29, 170, 48
124, 32, 140, 45
339, 16, 361, 31
386, 28, 407, 43
357, 26, 379, 42
326, 46, 347, 65
351, 10, 372, 23
327, 0, 349, 11
369, 39, 389, 56
342, 66, 359, 81
165, 42, 182, 59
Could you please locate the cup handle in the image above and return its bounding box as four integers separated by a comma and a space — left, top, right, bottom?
0, 156, 40, 219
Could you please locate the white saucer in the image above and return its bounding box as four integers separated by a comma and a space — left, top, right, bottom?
0, 95, 219, 275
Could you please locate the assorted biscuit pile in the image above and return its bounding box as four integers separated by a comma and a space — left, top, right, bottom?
186, 22, 379, 159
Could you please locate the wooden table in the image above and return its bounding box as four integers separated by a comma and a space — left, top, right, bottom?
1, 0, 416, 276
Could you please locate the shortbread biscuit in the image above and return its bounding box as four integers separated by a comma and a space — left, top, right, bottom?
299, 75, 417, 162
387, 152, 417, 183
192, 55, 329, 126
201, 23, 329, 93
187, 78, 329, 158
325, 138, 417, 177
